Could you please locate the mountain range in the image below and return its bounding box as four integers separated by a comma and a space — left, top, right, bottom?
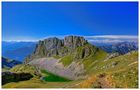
2, 57, 21, 70
2, 41, 36, 61
2, 40, 138, 62
98, 41, 138, 54
2, 36, 138, 88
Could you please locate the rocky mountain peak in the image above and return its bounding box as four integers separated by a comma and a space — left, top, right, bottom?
64, 36, 88, 49
42, 37, 63, 50
24, 36, 88, 63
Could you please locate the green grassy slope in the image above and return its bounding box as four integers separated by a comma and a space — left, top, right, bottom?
78, 51, 138, 88
59, 43, 107, 67
10, 64, 40, 77
2, 41, 138, 88
2, 77, 81, 88
2, 51, 138, 88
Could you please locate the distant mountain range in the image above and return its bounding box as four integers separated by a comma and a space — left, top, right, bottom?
2, 41, 37, 62
2, 57, 21, 69
97, 42, 138, 54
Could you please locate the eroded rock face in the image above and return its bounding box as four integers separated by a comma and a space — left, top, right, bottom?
23, 36, 107, 80
34, 37, 63, 57
25, 36, 88, 63
74, 44, 96, 59
64, 36, 87, 49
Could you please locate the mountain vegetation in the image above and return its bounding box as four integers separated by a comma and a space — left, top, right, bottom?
2, 36, 138, 88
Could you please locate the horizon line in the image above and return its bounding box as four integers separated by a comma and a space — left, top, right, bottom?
2, 35, 138, 42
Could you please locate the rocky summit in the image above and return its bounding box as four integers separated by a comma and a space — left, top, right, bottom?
23, 36, 107, 80
24, 36, 88, 63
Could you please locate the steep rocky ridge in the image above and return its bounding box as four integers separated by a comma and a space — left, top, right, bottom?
24, 36, 88, 63
24, 36, 107, 80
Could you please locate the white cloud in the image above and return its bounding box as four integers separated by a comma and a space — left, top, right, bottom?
3, 35, 138, 43
88, 39, 123, 43
3, 40, 38, 42
84, 35, 138, 39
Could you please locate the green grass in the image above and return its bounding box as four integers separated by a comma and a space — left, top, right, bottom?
2, 77, 81, 88
2, 42, 138, 88
2, 51, 138, 88
82, 47, 107, 73
41, 70, 71, 82
89, 51, 138, 74
112, 63, 138, 88
59, 43, 107, 69
79, 51, 138, 88
10, 64, 39, 76
59, 55, 73, 66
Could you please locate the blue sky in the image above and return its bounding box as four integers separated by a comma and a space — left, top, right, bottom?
2, 2, 138, 42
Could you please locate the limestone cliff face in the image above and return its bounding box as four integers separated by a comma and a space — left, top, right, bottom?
64, 36, 87, 49
24, 36, 88, 63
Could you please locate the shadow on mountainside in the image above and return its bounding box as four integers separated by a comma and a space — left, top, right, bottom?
2, 72, 33, 85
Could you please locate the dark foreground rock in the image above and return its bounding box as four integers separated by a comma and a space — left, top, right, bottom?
2, 72, 33, 85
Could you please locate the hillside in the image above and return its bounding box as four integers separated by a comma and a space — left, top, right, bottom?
24, 36, 107, 80
2, 36, 138, 88
78, 51, 138, 88
3, 51, 138, 88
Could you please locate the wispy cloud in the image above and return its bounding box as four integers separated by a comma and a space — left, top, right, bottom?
88, 39, 123, 43
3, 40, 38, 42
84, 35, 138, 39
3, 36, 40, 42
3, 35, 138, 43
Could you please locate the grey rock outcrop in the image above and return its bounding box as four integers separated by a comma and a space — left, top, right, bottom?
24, 36, 88, 63
64, 36, 87, 49
23, 36, 107, 80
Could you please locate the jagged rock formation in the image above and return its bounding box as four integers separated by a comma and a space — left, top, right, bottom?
23, 36, 107, 80
24, 36, 88, 63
